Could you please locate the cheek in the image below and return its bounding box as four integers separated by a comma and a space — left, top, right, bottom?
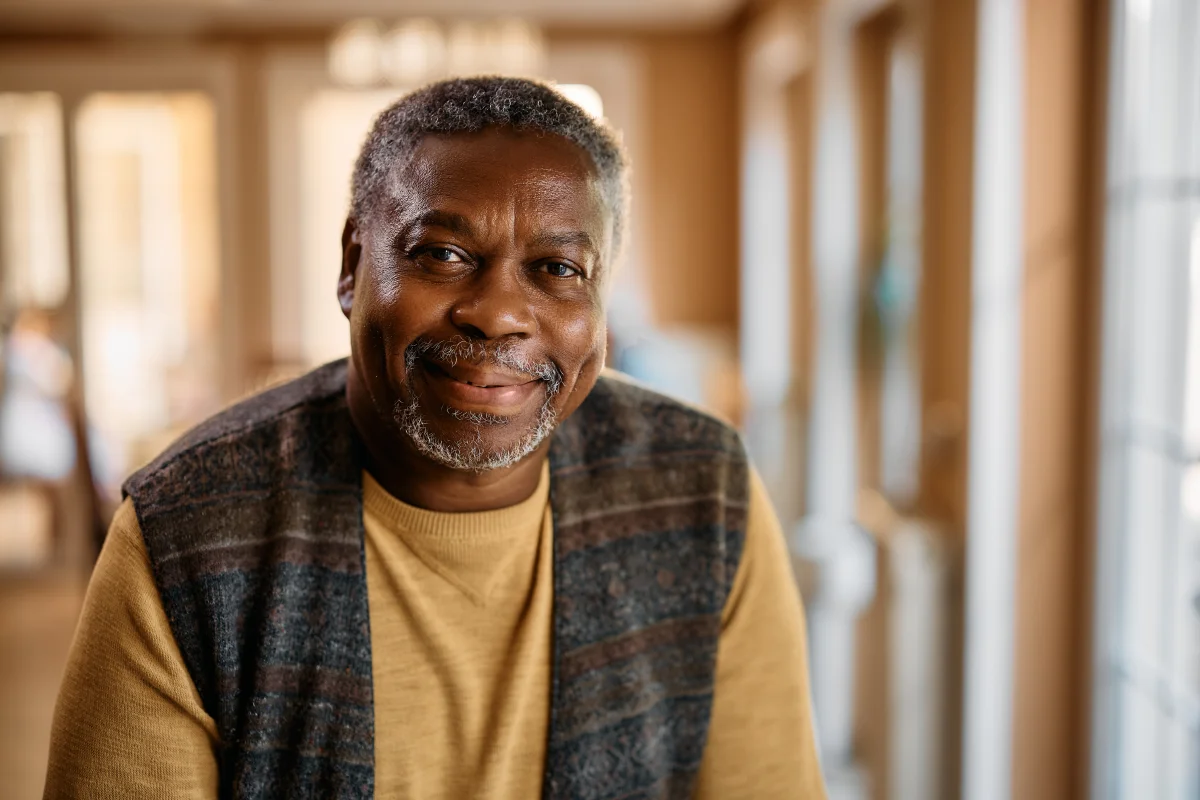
353, 262, 438, 354
349, 273, 392, 357
356, 258, 402, 327
350, 275, 420, 398
554, 304, 606, 369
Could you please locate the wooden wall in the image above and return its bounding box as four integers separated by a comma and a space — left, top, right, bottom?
1012, 1, 1106, 798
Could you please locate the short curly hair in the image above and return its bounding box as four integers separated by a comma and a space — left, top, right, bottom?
350, 76, 631, 258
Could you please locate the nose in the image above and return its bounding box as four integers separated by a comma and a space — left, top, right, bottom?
449, 264, 536, 340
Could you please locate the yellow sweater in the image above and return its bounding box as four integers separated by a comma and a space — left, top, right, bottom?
45, 463, 825, 799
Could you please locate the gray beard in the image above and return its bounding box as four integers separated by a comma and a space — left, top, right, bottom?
394, 336, 563, 473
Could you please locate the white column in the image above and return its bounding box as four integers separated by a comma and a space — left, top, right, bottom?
960, 0, 1025, 798
739, 3, 806, 464
789, 9, 876, 799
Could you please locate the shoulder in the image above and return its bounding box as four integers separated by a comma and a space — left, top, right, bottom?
123, 359, 354, 507
551, 370, 747, 471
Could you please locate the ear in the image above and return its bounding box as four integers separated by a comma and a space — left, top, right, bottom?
338, 218, 363, 319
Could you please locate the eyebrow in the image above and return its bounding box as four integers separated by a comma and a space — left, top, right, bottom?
412, 210, 599, 258
528, 230, 599, 257
414, 210, 477, 239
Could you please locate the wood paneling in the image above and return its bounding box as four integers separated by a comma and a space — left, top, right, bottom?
1012, 1, 1105, 798
853, 5, 901, 495
918, 0, 975, 537
639, 31, 740, 330
919, 3, 977, 797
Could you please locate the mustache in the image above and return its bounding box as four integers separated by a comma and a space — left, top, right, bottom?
404, 335, 565, 396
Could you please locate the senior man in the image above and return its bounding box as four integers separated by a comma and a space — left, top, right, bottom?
45, 77, 826, 800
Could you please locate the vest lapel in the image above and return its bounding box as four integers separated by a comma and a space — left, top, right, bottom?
126, 361, 375, 799
543, 376, 747, 800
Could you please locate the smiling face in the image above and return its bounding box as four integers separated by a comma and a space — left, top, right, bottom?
339, 127, 612, 472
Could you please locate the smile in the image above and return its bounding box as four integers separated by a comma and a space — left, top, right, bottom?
420, 359, 543, 415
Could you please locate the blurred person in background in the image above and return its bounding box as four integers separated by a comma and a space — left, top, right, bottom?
0, 309, 75, 483
43, 77, 825, 800
0, 308, 109, 563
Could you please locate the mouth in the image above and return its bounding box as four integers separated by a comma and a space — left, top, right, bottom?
419, 358, 543, 415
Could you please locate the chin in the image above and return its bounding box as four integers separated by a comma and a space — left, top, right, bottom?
393, 395, 558, 473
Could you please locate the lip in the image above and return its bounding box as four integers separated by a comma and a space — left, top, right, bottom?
420, 359, 543, 414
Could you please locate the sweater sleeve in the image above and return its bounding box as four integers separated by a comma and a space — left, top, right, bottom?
44, 498, 219, 800
693, 467, 827, 799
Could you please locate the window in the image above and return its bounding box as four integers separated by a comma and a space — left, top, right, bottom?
1091, 1, 1200, 797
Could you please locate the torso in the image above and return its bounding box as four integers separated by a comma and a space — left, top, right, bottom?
363, 466, 553, 798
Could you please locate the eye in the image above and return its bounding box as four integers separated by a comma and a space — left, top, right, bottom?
427, 247, 463, 263
539, 261, 582, 278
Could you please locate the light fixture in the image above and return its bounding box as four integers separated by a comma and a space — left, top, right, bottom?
328, 17, 547, 88
381, 18, 445, 86
328, 19, 384, 86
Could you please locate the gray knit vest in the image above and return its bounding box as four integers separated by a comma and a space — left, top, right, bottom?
124, 360, 748, 800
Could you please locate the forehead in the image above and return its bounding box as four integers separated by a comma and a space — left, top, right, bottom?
382, 129, 611, 242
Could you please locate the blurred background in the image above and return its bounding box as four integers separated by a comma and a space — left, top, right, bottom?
0, 0, 1194, 798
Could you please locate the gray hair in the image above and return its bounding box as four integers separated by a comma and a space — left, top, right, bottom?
350, 76, 631, 259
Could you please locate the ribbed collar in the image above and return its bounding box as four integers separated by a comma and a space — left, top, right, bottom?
362, 461, 550, 542
362, 462, 551, 605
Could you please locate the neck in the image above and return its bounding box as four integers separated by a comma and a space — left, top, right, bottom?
346, 364, 548, 513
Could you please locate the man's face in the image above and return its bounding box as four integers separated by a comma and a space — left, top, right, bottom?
339, 128, 611, 471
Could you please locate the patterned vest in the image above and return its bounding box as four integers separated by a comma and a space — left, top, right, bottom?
124, 360, 748, 800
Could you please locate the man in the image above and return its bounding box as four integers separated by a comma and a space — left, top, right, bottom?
45, 77, 825, 799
